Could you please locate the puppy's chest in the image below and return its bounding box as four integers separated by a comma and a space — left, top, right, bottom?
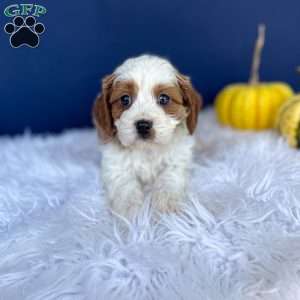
102, 134, 194, 186
131, 149, 168, 184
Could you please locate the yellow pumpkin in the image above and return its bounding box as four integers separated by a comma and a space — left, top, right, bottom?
276, 95, 300, 148
215, 25, 294, 130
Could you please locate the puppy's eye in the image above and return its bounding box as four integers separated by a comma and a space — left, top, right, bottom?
158, 93, 170, 105
120, 95, 132, 107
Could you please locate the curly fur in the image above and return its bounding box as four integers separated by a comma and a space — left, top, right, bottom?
93, 55, 201, 218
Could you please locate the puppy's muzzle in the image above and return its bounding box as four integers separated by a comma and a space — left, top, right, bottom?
135, 119, 153, 139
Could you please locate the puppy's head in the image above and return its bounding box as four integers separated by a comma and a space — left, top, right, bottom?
93, 55, 201, 147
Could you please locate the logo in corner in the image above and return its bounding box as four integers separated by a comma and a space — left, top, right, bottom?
3, 4, 47, 48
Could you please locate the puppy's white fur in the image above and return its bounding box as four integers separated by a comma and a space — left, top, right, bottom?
114, 55, 182, 147
95, 55, 200, 218
101, 126, 195, 218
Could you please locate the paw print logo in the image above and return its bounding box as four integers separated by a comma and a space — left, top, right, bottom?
4, 16, 45, 48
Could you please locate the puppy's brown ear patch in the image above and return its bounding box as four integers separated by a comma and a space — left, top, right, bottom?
177, 74, 202, 134
92, 74, 116, 142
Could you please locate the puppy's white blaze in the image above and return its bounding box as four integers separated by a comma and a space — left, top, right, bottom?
114, 55, 178, 86
114, 55, 181, 147
116, 94, 180, 147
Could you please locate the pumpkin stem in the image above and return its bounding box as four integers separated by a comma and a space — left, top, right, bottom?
249, 24, 266, 85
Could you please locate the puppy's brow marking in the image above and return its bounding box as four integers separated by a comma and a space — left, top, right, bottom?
153, 84, 183, 104
153, 84, 187, 120
110, 80, 138, 103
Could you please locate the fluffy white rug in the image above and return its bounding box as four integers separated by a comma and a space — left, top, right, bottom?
1, 109, 300, 300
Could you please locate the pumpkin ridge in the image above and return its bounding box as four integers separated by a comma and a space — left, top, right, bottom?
271, 84, 294, 98
216, 88, 228, 124
270, 85, 287, 127
255, 87, 261, 129
268, 87, 282, 127
262, 87, 271, 129
233, 89, 244, 128
250, 88, 257, 129
218, 87, 235, 124
228, 88, 243, 126
242, 87, 253, 129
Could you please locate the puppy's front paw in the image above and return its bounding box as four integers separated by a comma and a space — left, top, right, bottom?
151, 190, 182, 214
110, 192, 143, 220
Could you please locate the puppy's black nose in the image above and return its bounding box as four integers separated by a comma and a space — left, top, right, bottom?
135, 119, 153, 138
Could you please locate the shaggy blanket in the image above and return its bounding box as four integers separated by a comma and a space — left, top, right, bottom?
1, 109, 300, 300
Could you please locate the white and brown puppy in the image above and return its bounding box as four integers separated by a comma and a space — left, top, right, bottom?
93, 55, 201, 218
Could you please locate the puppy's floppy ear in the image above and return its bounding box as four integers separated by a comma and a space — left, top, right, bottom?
92, 74, 116, 142
177, 74, 202, 134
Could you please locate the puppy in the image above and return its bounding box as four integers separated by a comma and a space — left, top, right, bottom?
93, 55, 201, 218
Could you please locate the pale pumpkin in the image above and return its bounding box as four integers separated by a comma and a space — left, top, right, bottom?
277, 94, 300, 148
215, 25, 294, 130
